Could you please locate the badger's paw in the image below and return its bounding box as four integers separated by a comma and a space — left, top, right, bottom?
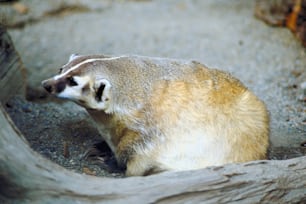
82, 141, 124, 173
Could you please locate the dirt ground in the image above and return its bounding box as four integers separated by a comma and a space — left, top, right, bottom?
2, 0, 306, 177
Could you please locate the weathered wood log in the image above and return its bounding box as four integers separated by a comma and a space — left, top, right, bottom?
1, 22, 306, 204
0, 24, 25, 103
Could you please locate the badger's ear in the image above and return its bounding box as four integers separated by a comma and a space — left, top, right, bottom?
94, 79, 111, 104
69, 54, 79, 62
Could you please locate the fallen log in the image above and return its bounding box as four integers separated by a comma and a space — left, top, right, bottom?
0, 24, 306, 204
0, 24, 25, 102
1, 107, 306, 203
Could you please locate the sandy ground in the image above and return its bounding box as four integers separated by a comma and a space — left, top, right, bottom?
2, 0, 305, 177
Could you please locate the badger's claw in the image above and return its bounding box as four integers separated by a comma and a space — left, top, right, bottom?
82, 141, 112, 160
82, 141, 124, 173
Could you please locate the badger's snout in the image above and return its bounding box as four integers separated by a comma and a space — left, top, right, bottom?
42, 78, 66, 94
42, 80, 52, 93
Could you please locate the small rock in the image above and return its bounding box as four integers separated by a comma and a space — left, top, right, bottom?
63, 141, 70, 158
82, 167, 96, 176
291, 70, 302, 78
22, 105, 31, 113
298, 81, 306, 102
300, 81, 306, 93
69, 159, 76, 165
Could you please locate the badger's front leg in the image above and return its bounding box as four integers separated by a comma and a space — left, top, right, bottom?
115, 129, 164, 176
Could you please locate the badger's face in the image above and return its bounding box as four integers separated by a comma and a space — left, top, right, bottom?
41, 54, 112, 112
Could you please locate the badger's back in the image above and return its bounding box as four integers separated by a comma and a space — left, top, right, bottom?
129, 62, 269, 171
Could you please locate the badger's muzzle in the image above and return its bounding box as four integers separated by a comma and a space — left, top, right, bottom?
42, 78, 66, 94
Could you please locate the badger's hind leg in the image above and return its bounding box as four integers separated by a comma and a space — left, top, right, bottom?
126, 156, 166, 176
116, 129, 164, 176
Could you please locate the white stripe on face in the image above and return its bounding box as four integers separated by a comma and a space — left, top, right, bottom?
54, 57, 121, 80
57, 76, 89, 99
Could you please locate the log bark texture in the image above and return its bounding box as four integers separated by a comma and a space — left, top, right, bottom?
0, 24, 306, 204
0, 24, 25, 103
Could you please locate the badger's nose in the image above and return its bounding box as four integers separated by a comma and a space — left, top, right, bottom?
42, 80, 53, 93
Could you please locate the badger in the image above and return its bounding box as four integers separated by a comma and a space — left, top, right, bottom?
42, 54, 270, 176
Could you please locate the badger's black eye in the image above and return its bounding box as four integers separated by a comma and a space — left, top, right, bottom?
67, 77, 78, 86
58, 67, 63, 74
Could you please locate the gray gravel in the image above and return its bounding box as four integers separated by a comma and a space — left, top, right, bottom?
3, 0, 305, 177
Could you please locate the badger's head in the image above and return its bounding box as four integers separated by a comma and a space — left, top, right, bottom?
42, 54, 113, 113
